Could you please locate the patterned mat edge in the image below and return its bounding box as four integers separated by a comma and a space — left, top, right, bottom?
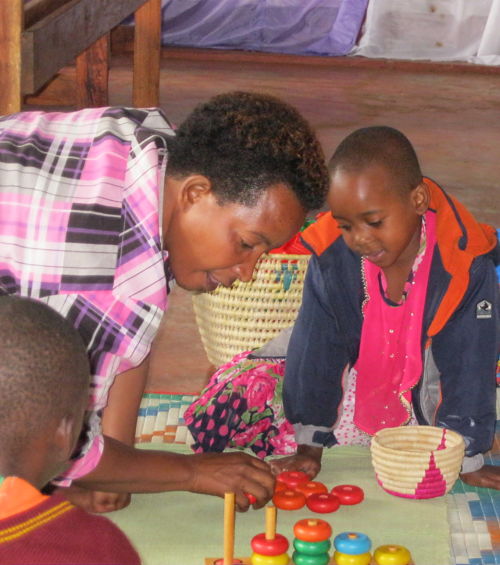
135, 392, 196, 446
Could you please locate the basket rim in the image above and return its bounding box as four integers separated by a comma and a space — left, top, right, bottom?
371, 442, 464, 459
371, 426, 464, 454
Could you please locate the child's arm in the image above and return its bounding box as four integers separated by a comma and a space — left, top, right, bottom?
279, 253, 355, 474
428, 255, 498, 475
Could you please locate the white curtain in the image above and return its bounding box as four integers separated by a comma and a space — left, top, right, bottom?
353, 0, 500, 65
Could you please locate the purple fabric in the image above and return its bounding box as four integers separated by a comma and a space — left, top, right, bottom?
160, 0, 368, 56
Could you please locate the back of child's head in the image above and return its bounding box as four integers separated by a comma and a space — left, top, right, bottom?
168, 90, 329, 211
329, 126, 423, 194
0, 296, 90, 458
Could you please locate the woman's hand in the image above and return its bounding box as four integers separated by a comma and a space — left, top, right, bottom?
187, 451, 276, 512
269, 445, 323, 479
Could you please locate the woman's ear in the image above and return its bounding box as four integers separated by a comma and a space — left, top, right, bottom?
411, 181, 430, 215
180, 174, 213, 208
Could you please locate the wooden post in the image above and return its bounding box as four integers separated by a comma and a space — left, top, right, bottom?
265, 505, 277, 540
0, 0, 23, 115
223, 493, 236, 565
133, 0, 161, 108
75, 33, 110, 108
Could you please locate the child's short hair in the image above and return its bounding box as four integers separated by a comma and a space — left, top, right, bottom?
0, 296, 90, 456
328, 126, 423, 193
167, 91, 330, 211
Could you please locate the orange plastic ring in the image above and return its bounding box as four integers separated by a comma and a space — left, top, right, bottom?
272, 489, 306, 511
293, 518, 332, 542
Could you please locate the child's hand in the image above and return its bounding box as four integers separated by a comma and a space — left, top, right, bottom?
460, 464, 500, 490
269, 445, 323, 479
188, 451, 275, 512
86, 491, 132, 513
58, 485, 131, 513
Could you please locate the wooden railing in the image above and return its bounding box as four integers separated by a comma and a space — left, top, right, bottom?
0, 0, 161, 115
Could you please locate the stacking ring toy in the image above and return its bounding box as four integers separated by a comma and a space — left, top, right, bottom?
293, 518, 332, 542
293, 538, 331, 556
276, 471, 310, 489
272, 489, 306, 510
334, 532, 372, 554
250, 553, 289, 565
333, 551, 372, 565
251, 533, 289, 556
296, 481, 328, 498
373, 544, 412, 565
331, 484, 364, 505
306, 492, 340, 513
245, 493, 257, 504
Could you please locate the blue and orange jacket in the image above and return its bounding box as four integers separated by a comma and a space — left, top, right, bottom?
283, 179, 499, 458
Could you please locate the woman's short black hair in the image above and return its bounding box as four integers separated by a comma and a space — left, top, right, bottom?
168, 91, 329, 211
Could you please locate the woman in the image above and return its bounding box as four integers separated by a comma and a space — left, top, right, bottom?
0, 91, 329, 512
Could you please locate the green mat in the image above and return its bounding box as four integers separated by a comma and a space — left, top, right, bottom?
108, 443, 450, 565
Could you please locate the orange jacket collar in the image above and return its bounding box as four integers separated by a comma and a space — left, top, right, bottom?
425, 178, 497, 335
300, 178, 497, 337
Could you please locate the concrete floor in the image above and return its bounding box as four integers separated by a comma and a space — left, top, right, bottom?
30, 47, 500, 395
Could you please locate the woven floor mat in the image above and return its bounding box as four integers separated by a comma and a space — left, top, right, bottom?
135, 392, 195, 445
135, 392, 500, 565
447, 425, 500, 565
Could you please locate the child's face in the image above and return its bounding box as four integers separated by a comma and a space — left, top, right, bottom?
328, 164, 428, 271
165, 182, 305, 292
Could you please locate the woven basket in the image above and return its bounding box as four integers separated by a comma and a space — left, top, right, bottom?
192, 253, 310, 368
370, 426, 465, 499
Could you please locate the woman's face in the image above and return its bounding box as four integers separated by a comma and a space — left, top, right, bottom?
164, 182, 306, 292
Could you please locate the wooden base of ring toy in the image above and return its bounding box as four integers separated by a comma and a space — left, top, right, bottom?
204, 553, 416, 563
205, 557, 251, 565
204, 558, 416, 564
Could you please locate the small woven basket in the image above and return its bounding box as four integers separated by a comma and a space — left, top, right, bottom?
370, 426, 465, 499
192, 253, 310, 368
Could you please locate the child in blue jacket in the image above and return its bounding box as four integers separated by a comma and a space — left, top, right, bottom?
187, 126, 500, 490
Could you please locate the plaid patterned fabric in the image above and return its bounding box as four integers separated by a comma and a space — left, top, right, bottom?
0, 107, 175, 482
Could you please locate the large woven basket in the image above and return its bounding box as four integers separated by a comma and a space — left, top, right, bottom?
192, 253, 310, 368
371, 426, 465, 499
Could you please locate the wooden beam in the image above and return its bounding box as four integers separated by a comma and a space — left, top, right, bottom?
133, 0, 161, 108
75, 33, 110, 108
24, 0, 72, 29
0, 0, 23, 114
22, 0, 147, 94
24, 67, 76, 107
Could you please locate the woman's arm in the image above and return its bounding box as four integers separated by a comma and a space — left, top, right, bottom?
75, 436, 276, 511
102, 357, 150, 445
